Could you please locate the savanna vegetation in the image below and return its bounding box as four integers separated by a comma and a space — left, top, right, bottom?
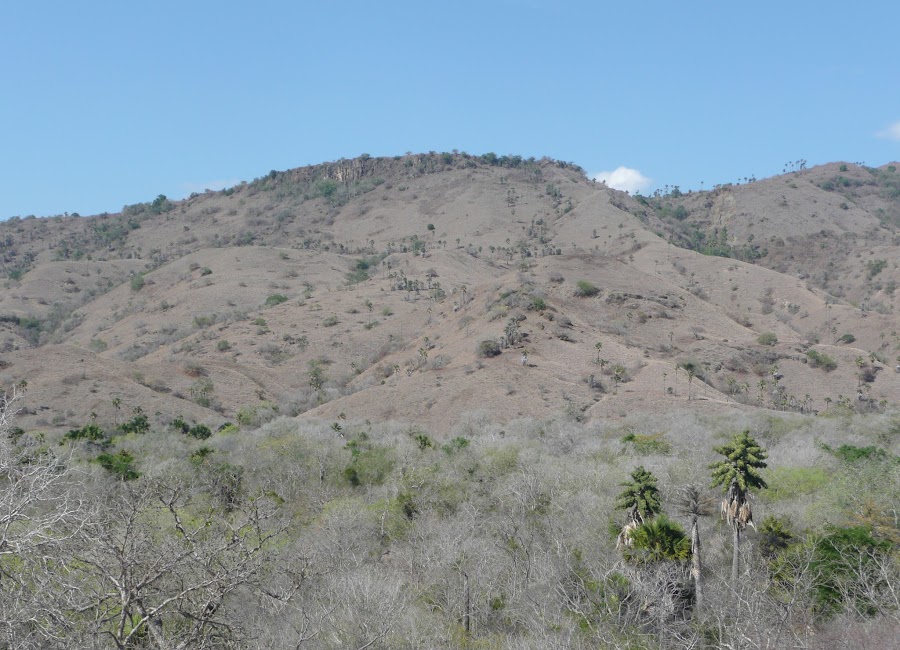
2, 383, 898, 649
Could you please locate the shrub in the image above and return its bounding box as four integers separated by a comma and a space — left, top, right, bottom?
193, 315, 215, 328
837, 333, 855, 344
187, 424, 213, 440
120, 412, 150, 435
830, 444, 888, 463
621, 432, 671, 455
574, 280, 600, 297
866, 259, 887, 279
65, 423, 105, 442
757, 332, 778, 346
529, 297, 546, 311
265, 294, 288, 306
96, 450, 139, 481
477, 340, 501, 357
130, 273, 145, 291
807, 349, 837, 371
323, 315, 339, 327
216, 340, 231, 352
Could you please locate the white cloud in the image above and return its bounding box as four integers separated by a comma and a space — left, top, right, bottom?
876, 121, 900, 141
592, 166, 651, 194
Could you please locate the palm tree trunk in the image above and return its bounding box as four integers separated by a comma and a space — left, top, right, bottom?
731, 524, 741, 586
690, 517, 702, 612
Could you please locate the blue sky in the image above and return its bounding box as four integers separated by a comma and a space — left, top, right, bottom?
2, 0, 899, 218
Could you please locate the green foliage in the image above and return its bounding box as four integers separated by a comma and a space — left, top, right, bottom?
757, 515, 794, 559
120, 411, 150, 435
757, 332, 778, 346
624, 515, 691, 564
615, 466, 661, 523
621, 432, 671, 455
236, 402, 279, 428
130, 273, 145, 291
265, 294, 288, 306
528, 296, 546, 311
322, 315, 339, 327
89, 339, 108, 352
829, 444, 889, 463
65, 423, 105, 442
837, 333, 856, 344
710, 430, 768, 493
781, 526, 894, 616
574, 280, 600, 297
96, 450, 139, 480
216, 340, 231, 352
441, 436, 470, 455
345, 254, 385, 285
762, 466, 829, 502
807, 349, 838, 371
477, 339, 501, 357
343, 435, 395, 487
315, 179, 338, 198
866, 259, 887, 279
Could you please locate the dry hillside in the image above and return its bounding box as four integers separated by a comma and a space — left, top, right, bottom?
1, 152, 898, 433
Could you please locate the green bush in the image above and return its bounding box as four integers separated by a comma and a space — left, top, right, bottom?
830, 444, 888, 463
807, 349, 837, 371
130, 273, 145, 291
757, 332, 778, 346
216, 340, 231, 352
187, 424, 213, 440
837, 333, 855, 344
65, 423, 105, 442
477, 340, 501, 357
866, 259, 887, 279
777, 526, 893, 616
343, 439, 394, 487
323, 315, 339, 327
120, 412, 150, 435
574, 280, 600, 297
265, 294, 288, 306
96, 450, 139, 481
621, 432, 671, 455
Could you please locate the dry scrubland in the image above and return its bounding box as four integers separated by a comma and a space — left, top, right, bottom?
1, 152, 899, 648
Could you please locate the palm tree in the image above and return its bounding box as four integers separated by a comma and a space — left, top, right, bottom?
709, 431, 768, 585
676, 485, 715, 611
615, 466, 662, 547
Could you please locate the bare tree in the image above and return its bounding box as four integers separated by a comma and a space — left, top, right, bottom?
61, 477, 285, 649
0, 383, 88, 648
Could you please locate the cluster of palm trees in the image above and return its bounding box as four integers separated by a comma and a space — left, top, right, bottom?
614, 430, 769, 612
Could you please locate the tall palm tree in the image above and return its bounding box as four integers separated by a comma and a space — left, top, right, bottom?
709, 431, 768, 585
615, 466, 662, 547
676, 485, 715, 611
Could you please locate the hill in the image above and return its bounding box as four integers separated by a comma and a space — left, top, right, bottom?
1, 152, 899, 434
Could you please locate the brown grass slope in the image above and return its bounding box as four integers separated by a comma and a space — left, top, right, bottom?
0, 153, 897, 434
